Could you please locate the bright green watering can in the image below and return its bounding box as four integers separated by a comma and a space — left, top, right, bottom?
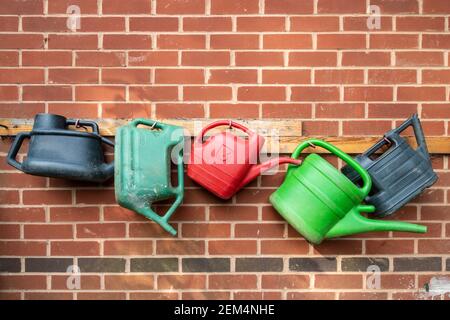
115, 119, 184, 236
269, 139, 427, 244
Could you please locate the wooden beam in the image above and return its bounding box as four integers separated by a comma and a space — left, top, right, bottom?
1, 118, 449, 154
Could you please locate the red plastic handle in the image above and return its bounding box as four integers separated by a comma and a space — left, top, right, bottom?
197, 120, 254, 144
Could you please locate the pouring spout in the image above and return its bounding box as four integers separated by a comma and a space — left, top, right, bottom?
325, 205, 427, 239
238, 157, 301, 190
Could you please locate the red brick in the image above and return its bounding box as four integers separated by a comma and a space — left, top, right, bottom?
344, 86, 393, 101
0, 241, 46, 256
316, 103, 365, 118
183, 17, 232, 31
209, 275, 257, 289
370, 0, 419, 14
48, 0, 97, 14
51, 241, 100, 256
211, 34, 259, 49
344, 17, 392, 31
184, 86, 231, 101
211, 0, 259, 14
128, 51, 178, 67
291, 16, 339, 32
288, 292, 335, 300
155, 103, 205, 118
157, 0, 205, 14
368, 69, 417, 84
23, 85, 72, 101
183, 292, 229, 300
263, 70, 310, 84
209, 206, 258, 221
397, 17, 445, 32
25, 224, 73, 239
22, 17, 73, 32
209, 70, 257, 84
0, 69, 44, 84
315, 275, 363, 289
235, 223, 285, 238
78, 292, 125, 300
422, 70, 450, 84
158, 35, 205, 49
0, 34, 43, 49
265, 0, 313, 14
238, 86, 285, 101
370, 34, 418, 49
159, 275, 206, 289
103, 0, 151, 14
209, 240, 257, 255
0, 86, 17, 101
104, 35, 151, 50
104, 240, 153, 255
236, 52, 284, 66
397, 87, 446, 101
23, 51, 72, 67
77, 223, 126, 238
0, 0, 43, 14
210, 103, 259, 118
155, 69, 204, 84
264, 34, 312, 49
0, 276, 46, 290
132, 292, 179, 300
0, 190, 18, 204
366, 240, 415, 254
396, 52, 444, 67
0, 225, 20, 239
129, 222, 177, 238
418, 239, 450, 254
312, 240, 362, 254
368, 104, 418, 118
182, 51, 230, 66
157, 240, 205, 255
315, 70, 364, 84
318, 34, 366, 49
261, 240, 309, 254
105, 275, 154, 290
0, 208, 45, 223
423, 0, 450, 13
422, 104, 450, 119
0, 103, 45, 118
237, 17, 285, 32
52, 275, 100, 290
262, 275, 309, 289
182, 223, 231, 238
342, 120, 392, 135
342, 52, 391, 66
76, 189, 115, 204
317, 0, 366, 13
48, 35, 98, 50
23, 190, 72, 205
50, 207, 100, 222
130, 17, 178, 31
0, 16, 18, 31
49, 103, 98, 118
76, 51, 126, 67
129, 86, 178, 101
302, 120, 339, 135
0, 51, 18, 66
76, 86, 125, 101
49, 68, 99, 84
102, 69, 150, 84
291, 86, 340, 102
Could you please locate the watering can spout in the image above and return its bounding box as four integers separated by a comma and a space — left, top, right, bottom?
325, 205, 427, 239
238, 157, 302, 190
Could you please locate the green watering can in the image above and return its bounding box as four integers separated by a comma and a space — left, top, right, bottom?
269, 139, 427, 244
115, 119, 184, 236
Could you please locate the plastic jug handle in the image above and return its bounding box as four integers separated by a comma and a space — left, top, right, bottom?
389, 114, 428, 154
6, 132, 31, 171
291, 139, 372, 197
130, 118, 167, 131
66, 119, 100, 134
197, 120, 254, 144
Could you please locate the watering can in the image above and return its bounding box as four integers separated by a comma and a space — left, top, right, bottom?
269, 139, 427, 244
7, 113, 114, 183
115, 119, 184, 236
187, 120, 301, 199
342, 114, 438, 217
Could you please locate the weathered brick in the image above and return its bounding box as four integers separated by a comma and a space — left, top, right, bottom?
289, 257, 337, 272
0, 258, 21, 272
236, 258, 283, 272
25, 258, 73, 272
182, 258, 230, 272
79, 258, 126, 273
131, 258, 178, 272
341, 258, 389, 272
394, 257, 442, 272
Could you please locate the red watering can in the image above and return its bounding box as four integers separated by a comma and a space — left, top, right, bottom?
187, 120, 301, 199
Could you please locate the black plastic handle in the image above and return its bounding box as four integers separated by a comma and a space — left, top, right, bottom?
66, 119, 100, 134
7, 132, 31, 171
387, 114, 428, 155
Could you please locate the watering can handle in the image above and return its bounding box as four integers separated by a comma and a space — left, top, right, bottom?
66, 119, 100, 134
388, 114, 428, 154
291, 139, 372, 197
197, 120, 254, 143
130, 118, 166, 131
6, 132, 31, 171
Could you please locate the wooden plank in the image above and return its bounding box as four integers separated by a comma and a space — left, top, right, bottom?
1, 118, 449, 154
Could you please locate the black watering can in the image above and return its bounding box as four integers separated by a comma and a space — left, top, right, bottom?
342, 114, 438, 217
7, 113, 114, 183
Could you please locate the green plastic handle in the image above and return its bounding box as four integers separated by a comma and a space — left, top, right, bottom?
131, 118, 167, 131
290, 139, 372, 197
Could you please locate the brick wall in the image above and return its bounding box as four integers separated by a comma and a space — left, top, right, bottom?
0, 0, 449, 300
